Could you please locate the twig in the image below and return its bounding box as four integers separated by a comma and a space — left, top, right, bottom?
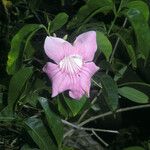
109, 18, 128, 63
79, 104, 150, 126
78, 89, 102, 123
64, 89, 102, 138
62, 119, 119, 138
92, 130, 109, 147
92, 79, 102, 88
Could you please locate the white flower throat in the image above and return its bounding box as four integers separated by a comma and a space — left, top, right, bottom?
59, 55, 83, 74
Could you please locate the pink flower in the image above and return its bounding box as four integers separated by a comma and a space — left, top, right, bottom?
43, 31, 99, 99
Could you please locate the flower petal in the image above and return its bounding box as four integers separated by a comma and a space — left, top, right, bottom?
43, 62, 60, 78
79, 62, 99, 96
44, 36, 73, 63
69, 75, 85, 99
51, 71, 71, 97
43, 62, 70, 97
69, 90, 84, 100
73, 31, 97, 61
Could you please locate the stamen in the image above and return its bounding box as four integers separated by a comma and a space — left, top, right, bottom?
59, 55, 83, 74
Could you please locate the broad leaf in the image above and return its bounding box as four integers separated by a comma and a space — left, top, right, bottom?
7, 24, 43, 74
127, 1, 149, 21
118, 86, 149, 103
24, 117, 57, 150
96, 31, 112, 61
50, 12, 68, 33
63, 95, 87, 116
0, 67, 33, 116
39, 97, 63, 147
8, 67, 33, 107
67, 0, 113, 29
126, 8, 150, 61
100, 74, 118, 111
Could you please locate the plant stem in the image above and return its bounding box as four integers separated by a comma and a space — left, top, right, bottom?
109, 18, 128, 63
62, 119, 119, 138
92, 79, 102, 88
78, 89, 102, 123
108, 16, 117, 35
79, 104, 150, 126
92, 130, 109, 147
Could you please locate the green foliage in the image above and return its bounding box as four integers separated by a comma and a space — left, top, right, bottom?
50, 12, 69, 33
96, 31, 112, 61
63, 95, 87, 116
100, 74, 119, 111
24, 116, 57, 150
0, 67, 33, 116
118, 86, 149, 103
39, 97, 63, 147
127, 1, 149, 21
114, 33, 137, 68
67, 0, 113, 29
0, 0, 150, 149
7, 24, 43, 75
125, 8, 150, 61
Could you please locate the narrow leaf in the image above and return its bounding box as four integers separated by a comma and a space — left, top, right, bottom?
100, 74, 118, 111
67, 0, 113, 29
50, 12, 68, 33
24, 117, 57, 150
118, 86, 149, 103
96, 31, 112, 61
0, 67, 33, 116
7, 24, 43, 74
126, 8, 150, 61
127, 1, 149, 21
39, 97, 63, 147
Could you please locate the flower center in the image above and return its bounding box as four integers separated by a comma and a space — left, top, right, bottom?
59, 55, 83, 74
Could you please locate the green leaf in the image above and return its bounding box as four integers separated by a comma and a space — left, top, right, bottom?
67, 0, 113, 29
62, 146, 74, 150
123, 146, 145, 150
24, 116, 57, 150
0, 67, 33, 116
50, 12, 68, 33
8, 67, 33, 107
56, 96, 70, 118
63, 95, 87, 116
21, 144, 39, 150
7, 24, 43, 74
114, 65, 127, 81
25, 92, 39, 107
100, 74, 118, 111
126, 8, 150, 61
96, 31, 112, 61
39, 97, 63, 147
127, 1, 149, 21
118, 86, 149, 103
